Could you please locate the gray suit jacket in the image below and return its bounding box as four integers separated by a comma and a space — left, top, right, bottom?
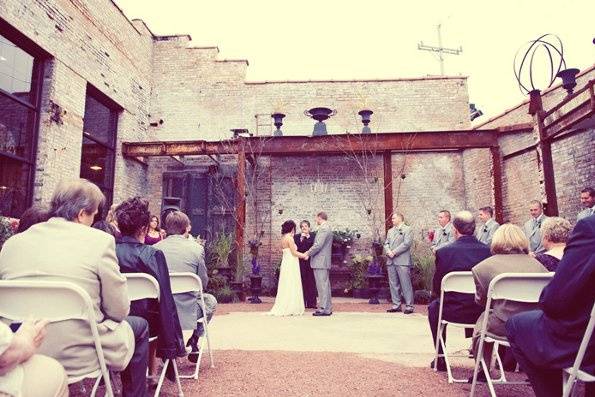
307, 223, 333, 270
154, 235, 207, 330
384, 224, 413, 266
577, 207, 594, 222
475, 219, 500, 247
431, 223, 455, 251
523, 214, 548, 253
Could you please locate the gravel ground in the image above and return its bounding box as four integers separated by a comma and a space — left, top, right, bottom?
71, 350, 534, 396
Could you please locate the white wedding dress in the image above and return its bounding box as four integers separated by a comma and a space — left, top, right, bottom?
269, 248, 305, 316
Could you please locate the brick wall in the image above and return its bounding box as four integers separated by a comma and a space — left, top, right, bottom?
1, 0, 154, 204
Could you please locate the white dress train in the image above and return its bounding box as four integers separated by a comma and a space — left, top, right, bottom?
269, 248, 305, 316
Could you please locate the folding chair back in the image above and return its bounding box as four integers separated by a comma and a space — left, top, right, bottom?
440, 271, 475, 294
169, 272, 204, 296
488, 272, 555, 303
563, 301, 595, 397
124, 273, 160, 301
0, 280, 114, 397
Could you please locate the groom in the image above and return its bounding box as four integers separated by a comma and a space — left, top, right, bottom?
304, 211, 333, 316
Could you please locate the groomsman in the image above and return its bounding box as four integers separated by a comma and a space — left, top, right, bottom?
523, 200, 548, 253
475, 206, 500, 246
577, 187, 595, 221
431, 210, 455, 253
384, 213, 414, 314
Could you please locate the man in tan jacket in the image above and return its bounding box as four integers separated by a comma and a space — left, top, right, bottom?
0, 179, 149, 397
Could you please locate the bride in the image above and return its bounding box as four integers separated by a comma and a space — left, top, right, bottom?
269, 220, 307, 316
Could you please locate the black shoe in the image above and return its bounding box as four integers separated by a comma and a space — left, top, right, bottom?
430, 359, 447, 372
387, 307, 402, 313
313, 312, 332, 317
403, 307, 414, 315
188, 342, 200, 364
165, 361, 176, 382
468, 370, 488, 384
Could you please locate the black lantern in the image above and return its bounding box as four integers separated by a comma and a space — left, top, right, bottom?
304, 107, 336, 136
271, 113, 285, 136
358, 110, 373, 133
556, 68, 580, 95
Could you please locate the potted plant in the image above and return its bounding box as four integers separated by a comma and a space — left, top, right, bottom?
211, 231, 234, 283
412, 254, 435, 304
332, 228, 357, 264
213, 285, 235, 304
349, 254, 373, 298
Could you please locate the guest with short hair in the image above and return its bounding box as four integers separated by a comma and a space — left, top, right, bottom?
114, 197, 186, 373
506, 215, 595, 397
577, 187, 595, 221
92, 219, 118, 237
144, 215, 163, 246
105, 204, 121, 239
431, 210, 455, 253
523, 200, 548, 253
471, 224, 548, 375
475, 206, 499, 246
534, 217, 571, 271
0, 178, 148, 397
15, 205, 48, 234
155, 210, 217, 362
428, 210, 491, 371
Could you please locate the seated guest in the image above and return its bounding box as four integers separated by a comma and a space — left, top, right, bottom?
471, 224, 548, 374
144, 215, 163, 246
577, 187, 594, 221
0, 179, 148, 397
0, 320, 68, 397
15, 206, 49, 234
506, 215, 595, 397
92, 219, 118, 237
114, 197, 186, 369
155, 211, 217, 362
429, 210, 491, 371
534, 217, 571, 272
105, 204, 121, 239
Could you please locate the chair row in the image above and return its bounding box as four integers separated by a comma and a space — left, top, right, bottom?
434, 271, 595, 397
0, 272, 214, 397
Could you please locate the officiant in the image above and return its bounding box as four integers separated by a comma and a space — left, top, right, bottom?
295, 220, 318, 308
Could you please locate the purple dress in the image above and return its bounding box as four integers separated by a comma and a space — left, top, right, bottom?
534, 253, 561, 272
144, 233, 162, 246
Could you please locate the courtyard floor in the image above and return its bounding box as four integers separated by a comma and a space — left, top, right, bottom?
72, 298, 534, 396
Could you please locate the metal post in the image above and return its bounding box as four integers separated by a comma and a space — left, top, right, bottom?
383, 151, 393, 233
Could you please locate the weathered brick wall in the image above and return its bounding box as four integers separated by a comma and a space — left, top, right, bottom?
1, 0, 154, 204
150, 36, 471, 141
462, 149, 494, 215
551, 129, 595, 221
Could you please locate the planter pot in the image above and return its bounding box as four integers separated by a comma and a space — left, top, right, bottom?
414, 289, 432, 304
230, 281, 246, 302
248, 274, 263, 304
218, 294, 234, 304
366, 274, 384, 304
352, 288, 369, 299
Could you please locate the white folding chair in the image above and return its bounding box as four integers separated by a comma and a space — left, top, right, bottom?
0, 280, 114, 397
433, 271, 476, 383
169, 272, 215, 381
562, 301, 595, 397
124, 273, 184, 397
470, 272, 554, 397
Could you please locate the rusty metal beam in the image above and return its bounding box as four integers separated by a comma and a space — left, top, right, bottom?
235, 144, 246, 271
490, 146, 504, 223
383, 151, 394, 233
121, 128, 517, 158
535, 111, 559, 216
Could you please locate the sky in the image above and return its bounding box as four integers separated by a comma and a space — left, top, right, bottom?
115, 0, 594, 119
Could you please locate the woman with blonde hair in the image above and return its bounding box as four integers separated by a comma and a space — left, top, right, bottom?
534, 217, 571, 271
470, 223, 548, 379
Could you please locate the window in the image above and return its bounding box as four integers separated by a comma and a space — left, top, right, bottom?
80, 86, 119, 207
0, 28, 44, 218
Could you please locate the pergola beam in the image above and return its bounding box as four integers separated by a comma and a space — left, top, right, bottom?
121, 127, 532, 158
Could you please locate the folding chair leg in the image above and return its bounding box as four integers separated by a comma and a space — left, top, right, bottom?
438, 326, 468, 383
154, 359, 169, 397
481, 358, 497, 397
204, 323, 214, 368
172, 359, 184, 397
491, 343, 508, 383
90, 375, 102, 397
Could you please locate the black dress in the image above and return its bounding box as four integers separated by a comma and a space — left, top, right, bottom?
294, 232, 317, 308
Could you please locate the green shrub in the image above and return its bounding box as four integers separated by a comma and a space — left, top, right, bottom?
348, 254, 373, 289
412, 254, 435, 291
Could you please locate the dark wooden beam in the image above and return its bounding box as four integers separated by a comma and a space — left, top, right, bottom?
490, 146, 504, 223
121, 128, 519, 158
536, 112, 559, 216
383, 151, 393, 233
235, 144, 247, 270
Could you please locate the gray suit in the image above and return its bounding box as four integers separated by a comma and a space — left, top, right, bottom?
384, 224, 414, 308
307, 222, 333, 313
475, 219, 500, 247
523, 214, 548, 253
431, 222, 456, 251
577, 207, 594, 222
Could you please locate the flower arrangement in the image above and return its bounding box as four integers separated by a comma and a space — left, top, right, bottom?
348, 254, 374, 289
332, 228, 358, 247
248, 231, 265, 255
0, 216, 18, 251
